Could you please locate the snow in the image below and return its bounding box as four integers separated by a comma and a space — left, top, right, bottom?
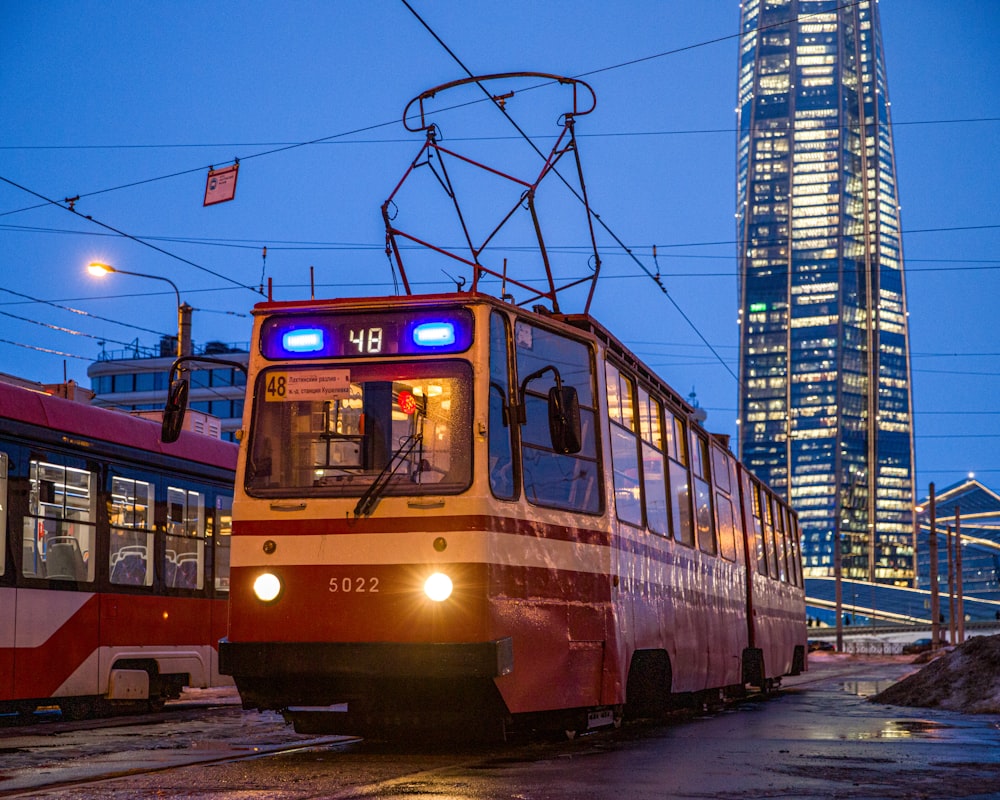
871, 634, 1000, 714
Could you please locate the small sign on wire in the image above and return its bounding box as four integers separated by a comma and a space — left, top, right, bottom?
204, 164, 239, 206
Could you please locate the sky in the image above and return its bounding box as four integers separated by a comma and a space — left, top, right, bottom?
1, 1, 998, 497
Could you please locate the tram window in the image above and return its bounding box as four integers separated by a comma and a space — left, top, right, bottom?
688, 432, 715, 553
761, 490, 778, 578
715, 493, 737, 561
693, 475, 715, 554
213, 495, 233, 593
750, 481, 768, 577
668, 460, 693, 547
789, 513, 803, 587
637, 388, 668, 536
109, 476, 154, 587
22, 461, 95, 582
711, 447, 732, 495
642, 442, 668, 535
690, 431, 708, 480
609, 427, 642, 527
0, 452, 7, 577
516, 322, 600, 514
166, 487, 205, 590
773, 499, 789, 582
514, 321, 594, 405
711, 448, 738, 561
489, 311, 516, 500
637, 387, 661, 445
663, 410, 687, 466
606, 363, 622, 424
617, 371, 635, 433
606, 365, 642, 526
246, 362, 472, 499
663, 411, 693, 546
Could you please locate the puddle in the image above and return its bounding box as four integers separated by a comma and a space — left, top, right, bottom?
842, 680, 895, 697
844, 718, 954, 741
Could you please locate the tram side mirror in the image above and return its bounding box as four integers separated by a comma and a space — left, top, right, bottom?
548, 385, 582, 454
161, 379, 190, 444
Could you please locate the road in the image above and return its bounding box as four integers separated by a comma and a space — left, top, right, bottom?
1, 653, 998, 799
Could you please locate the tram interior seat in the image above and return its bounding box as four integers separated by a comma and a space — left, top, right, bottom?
110, 546, 148, 585
23, 541, 41, 577
45, 536, 88, 580
164, 550, 199, 589
175, 555, 199, 588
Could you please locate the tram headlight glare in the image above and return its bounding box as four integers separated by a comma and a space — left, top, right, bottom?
424, 572, 453, 602
253, 572, 282, 602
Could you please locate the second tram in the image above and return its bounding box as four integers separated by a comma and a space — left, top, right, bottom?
0, 381, 237, 719
218, 292, 806, 738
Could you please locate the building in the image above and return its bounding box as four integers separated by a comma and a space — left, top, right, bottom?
87, 335, 248, 442
735, 0, 916, 587
915, 480, 1000, 605
805, 479, 1000, 627
0, 372, 95, 402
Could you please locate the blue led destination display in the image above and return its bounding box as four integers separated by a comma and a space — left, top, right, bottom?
260, 308, 474, 360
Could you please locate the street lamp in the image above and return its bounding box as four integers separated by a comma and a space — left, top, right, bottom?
87, 262, 191, 358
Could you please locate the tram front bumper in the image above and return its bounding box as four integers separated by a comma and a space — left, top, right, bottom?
219, 638, 514, 710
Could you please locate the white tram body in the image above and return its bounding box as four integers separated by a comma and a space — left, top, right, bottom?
220, 292, 806, 737
0, 382, 237, 717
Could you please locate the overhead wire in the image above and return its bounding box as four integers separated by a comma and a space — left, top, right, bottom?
1, 221, 995, 272
0, 174, 261, 297
0, 308, 160, 349
0, 286, 171, 338
0, 337, 91, 361
0, 0, 994, 412
3, 115, 995, 156
398, 0, 746, 383
4, 2, 887, 390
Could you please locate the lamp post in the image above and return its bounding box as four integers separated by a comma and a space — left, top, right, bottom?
87, 262, 191, 358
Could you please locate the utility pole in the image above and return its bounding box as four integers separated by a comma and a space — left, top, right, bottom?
956, 505, 965, 644
928, 483, 941, 649
947, 525, 956, 646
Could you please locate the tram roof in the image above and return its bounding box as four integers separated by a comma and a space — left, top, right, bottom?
0, 380, 237, 470
250, 292, 699, 420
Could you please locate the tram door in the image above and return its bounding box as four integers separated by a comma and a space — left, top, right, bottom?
511, 316, 607, 707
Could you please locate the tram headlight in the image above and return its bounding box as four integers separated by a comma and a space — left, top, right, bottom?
423, 572, 453, 602
253, 572, 282, 603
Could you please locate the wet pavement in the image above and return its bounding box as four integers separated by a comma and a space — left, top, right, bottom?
1, 654, 999, 798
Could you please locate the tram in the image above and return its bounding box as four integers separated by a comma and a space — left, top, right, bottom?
0, 381, 237, 718
213, 73, 806, 738
216, 291, 806, 738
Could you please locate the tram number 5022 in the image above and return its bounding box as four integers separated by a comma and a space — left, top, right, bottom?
329, 576, 380, 593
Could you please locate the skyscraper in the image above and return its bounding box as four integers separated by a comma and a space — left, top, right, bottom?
735, 0, 916, 586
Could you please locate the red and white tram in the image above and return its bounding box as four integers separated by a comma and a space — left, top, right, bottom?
0, 381, 237, 719
218, 291, 806, 738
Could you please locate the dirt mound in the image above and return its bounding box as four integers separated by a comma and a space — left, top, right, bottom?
871, 634, 1000, 713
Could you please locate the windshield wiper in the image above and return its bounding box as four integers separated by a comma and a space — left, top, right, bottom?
353, 433, 423, 518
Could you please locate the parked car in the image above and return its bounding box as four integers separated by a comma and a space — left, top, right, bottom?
901, 637, 933, 655
808, 639, 835, 652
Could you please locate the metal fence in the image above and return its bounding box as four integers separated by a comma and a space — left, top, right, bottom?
840, 639, 905, 655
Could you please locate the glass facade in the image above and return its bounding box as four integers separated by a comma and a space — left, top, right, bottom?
736, 0, 915, 585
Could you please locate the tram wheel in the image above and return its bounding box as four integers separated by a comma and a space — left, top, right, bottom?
60, 697, 95, 720
625, 650, 672, 720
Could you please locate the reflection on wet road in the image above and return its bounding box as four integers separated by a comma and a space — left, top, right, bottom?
1, 654, 998, 799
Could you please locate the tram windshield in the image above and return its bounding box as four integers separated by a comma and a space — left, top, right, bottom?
245, 361, 472, 498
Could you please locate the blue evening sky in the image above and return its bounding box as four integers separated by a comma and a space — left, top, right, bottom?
1, 1, 997, 496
